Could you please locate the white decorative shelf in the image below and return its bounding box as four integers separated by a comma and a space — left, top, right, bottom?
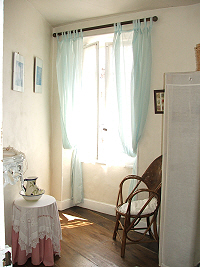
3, 147, 26, 188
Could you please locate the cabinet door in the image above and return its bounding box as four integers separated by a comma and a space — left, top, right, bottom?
0, 0, 4, 250
159, 72, 200, 267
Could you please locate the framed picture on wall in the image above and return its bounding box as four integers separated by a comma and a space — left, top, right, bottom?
154, 89, 164, 114
34, 57, 43, 93
13, 52, 24, 92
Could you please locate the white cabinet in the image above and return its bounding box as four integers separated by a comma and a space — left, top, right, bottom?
159, 72, 200, 267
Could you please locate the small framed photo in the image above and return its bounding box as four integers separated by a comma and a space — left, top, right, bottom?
34, 57, 43, 93
154, 90, 164, 114
13, 52, 24, 92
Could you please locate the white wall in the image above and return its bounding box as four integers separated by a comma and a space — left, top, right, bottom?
3, 0, 52, 245
51, 3, 200, 213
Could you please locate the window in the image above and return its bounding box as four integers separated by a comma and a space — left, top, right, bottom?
80, 42, 99, 162
81, 33, 133, 167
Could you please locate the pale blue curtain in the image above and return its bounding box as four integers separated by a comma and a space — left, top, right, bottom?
56, 31, 84, 205
113, 18, 153, 176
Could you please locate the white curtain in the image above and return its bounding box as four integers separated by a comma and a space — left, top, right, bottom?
56, 31, 84, 205
113, 19, 153, 175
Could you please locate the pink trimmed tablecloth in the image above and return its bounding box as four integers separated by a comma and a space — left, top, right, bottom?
12, 195, 62, 266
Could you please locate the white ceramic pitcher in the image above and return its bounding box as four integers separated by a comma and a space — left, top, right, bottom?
24, 176, 39, 195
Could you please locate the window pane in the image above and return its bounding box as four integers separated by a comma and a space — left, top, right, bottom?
79, 43, 98, 161
81, 33, 134, 167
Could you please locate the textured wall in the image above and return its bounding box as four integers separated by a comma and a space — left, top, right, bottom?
3, 0, 52, 245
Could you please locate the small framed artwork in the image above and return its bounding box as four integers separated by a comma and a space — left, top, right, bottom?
13, 52, 24, 92
34, 57, 43, 93
154, 90, 164, 114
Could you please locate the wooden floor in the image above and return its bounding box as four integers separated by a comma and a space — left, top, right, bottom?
14, 206, 159, 267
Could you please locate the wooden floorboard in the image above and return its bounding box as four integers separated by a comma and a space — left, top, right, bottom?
14, 207, 159, 267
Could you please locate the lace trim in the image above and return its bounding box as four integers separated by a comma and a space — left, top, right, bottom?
17, 233, 61, 256
12, 201, 62, 256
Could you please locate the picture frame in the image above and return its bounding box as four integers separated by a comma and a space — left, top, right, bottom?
13, 52, 24, 92
154, 90, 164, 114
34, 57, 43, 93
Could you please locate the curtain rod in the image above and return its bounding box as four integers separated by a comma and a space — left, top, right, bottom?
53, 15, 158, 37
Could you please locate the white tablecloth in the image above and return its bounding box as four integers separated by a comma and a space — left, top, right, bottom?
12, 195, 62, 256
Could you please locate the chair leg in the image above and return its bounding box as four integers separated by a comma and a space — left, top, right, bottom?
147, 217, 153, 239
121, 228, 127, 258
121, 216, 130, 258
113, 213, 121, 240
153, 219, 159, 241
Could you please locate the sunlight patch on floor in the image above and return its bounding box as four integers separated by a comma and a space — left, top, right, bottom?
60, 213, 93, 229
63, 214, 86, 221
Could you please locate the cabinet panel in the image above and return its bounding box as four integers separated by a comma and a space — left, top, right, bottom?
159, 72, 200, 267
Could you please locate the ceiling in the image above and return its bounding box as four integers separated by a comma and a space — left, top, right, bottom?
27, 0, 200, 28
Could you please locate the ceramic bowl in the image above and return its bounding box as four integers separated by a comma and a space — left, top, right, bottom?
19, 189, 45, 201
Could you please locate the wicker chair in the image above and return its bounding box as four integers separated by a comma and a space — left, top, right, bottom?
113, 155, 162, 257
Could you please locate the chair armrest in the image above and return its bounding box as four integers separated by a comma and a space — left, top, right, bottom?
119, 175, 144, 187
125, 189, 160, 216
128, 188, 158, 201
117, 175, 144, 206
